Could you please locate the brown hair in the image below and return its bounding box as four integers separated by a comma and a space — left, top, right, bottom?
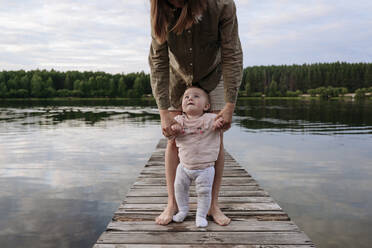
150, 0, 207, 43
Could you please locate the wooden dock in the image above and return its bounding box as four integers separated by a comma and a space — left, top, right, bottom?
94, 139, 315, 247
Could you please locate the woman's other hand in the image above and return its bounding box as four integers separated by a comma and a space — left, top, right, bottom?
159, 110, 179, 138
215, 102, 235, 131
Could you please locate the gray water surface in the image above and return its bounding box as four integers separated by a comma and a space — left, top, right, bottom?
0, 99, 371, 248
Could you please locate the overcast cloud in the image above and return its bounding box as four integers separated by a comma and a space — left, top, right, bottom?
1, 0, 371, 73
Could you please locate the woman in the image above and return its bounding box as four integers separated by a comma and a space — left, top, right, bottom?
149, 0, 243, 226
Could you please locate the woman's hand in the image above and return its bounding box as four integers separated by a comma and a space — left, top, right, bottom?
215, 102, 235, 131
159, 109, 178, 138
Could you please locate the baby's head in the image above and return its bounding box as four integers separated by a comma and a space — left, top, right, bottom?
181, 86, 210, 117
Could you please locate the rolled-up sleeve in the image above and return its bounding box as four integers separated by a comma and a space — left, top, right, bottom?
219, 0, 243, 104
149, 36, 170, 110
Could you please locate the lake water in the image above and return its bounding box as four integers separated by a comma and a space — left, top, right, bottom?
0, 99, 371, 248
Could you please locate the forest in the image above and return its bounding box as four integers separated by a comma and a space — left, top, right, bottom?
241, 62, 372, 97
0, 70, 151, 98
0, 62, 371, 98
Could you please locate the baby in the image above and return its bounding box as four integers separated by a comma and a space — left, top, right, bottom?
170, 86, 223, 227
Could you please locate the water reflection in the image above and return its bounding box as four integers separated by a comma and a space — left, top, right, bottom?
235, 99, 372, 135
0, 176, 118, 248
0, 99, 159, 128
0, 100, 163, 247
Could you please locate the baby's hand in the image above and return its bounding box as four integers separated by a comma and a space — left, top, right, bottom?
213, 117, 224, 130
170, 123, 183, 136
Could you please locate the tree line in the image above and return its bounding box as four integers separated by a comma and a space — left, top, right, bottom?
0, 62, 371, 98
0, 70, 151, 98
241, 62, 372, 96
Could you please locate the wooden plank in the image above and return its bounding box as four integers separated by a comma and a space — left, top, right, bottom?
134, 177, 258, 186
139, 171, 251, 177
130, 185, 263, 191
112, 212, 290, 222
118, 202, 282, 211
146, 160, 240, 166
96, 231, 312, 245
124, 196, 274, 204
94, 245, 315, 248
137, 174, 251, 179
142, 167, 247, 172
144, 163, 242, 169
106, 220, 299, 232
126, 191, 269, 197
145, 159, 239, 163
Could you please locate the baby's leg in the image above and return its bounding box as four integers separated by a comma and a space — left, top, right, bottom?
195, 166, 215, 227
173, 164, 191, 222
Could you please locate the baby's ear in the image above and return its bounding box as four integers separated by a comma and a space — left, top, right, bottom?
204, 103, 211, 112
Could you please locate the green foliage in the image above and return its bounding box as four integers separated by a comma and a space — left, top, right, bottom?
31, 74, 43, 97
117, 76, 127, 97
20, 76, 30, 90
267, 80, 279, 97
72, 90, 83, 97
0, 72, 6, 85
306, 86, 348, 99
251, 92, 263, 97
108, 78, 116, 97
73, 80, 82, 91
44, 87, 56, 98
7, 77, 19, 90
286, 90, 302, 97
242, 62, 372, 95
133, 74, 148, 97
307, 89, 317, 97
57, 89, 72, 97
0, 82, 8, 98
244, 81, 251, 96
355, 88, 368, 99
64, 74, 73, 90
364, 64, 372, 86
317, 87, 328, 99
340, 87, 348, 96
0, 69, 155, 98
10, 89, 29, 98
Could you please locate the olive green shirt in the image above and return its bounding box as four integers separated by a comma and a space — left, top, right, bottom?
149, 0, 243, 110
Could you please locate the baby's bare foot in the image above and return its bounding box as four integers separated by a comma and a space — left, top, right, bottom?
155, 205, 178, 225
208, 206, 231, 226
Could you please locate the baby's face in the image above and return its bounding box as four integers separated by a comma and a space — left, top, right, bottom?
181, 87, 210, 116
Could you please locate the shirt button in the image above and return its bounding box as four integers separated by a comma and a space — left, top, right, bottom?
190, 63, 193, 66
189, 48, 192, 51
187, 30, 191, 34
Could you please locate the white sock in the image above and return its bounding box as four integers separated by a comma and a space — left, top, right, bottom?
196, 216, 208, 227
172, 211, 188, 222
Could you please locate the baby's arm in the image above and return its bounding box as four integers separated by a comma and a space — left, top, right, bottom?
212, 116, 224, 130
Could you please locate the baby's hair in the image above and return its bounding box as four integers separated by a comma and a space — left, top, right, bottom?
183, 85, 211, 112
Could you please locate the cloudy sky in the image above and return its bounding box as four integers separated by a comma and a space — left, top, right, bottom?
1, 0, 371, 74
